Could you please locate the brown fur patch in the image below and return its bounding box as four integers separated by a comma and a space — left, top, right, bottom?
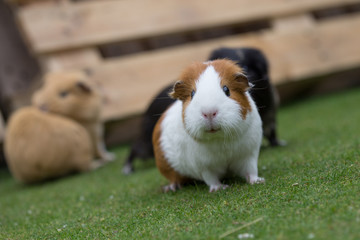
170, 62, 207, 101
212, 59, 252, 119
170, 62, 208, 126
153, 111, 189, 185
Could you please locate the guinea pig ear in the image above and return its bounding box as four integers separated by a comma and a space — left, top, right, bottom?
234, 72, 251, 91
169, 81, 187, 100
76, 81, 92, 94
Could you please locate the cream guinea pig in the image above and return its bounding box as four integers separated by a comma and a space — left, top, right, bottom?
153, 59, 265, 192
4, 107, 101, 183
32, 71, 114, 162
5, 70, 114, 183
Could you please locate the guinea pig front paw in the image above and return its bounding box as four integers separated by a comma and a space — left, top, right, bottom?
162, 183, 182, 193
102, 152, 116, 162
209, 184, 229, 192
246, 175, 265, 185
90, 160, 105, 170
122, 164, 134, 175
270, 139, 287, 147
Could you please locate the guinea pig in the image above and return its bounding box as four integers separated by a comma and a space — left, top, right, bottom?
32, 71, 114, 162
4, 107, 102, 184
153, 59, 265, 192
208, 47, 284, 146
122, 84, 174, 174
124, 47, 283, 174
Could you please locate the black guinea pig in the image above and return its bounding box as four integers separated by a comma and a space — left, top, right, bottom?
208, 47, 285, 147
123, 47, 284, 174
122, 85, 175, 174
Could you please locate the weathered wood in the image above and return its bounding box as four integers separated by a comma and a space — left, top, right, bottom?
273, 14, 315, 32
17, 0, 360, 53
82, 14, 360, 120
277, 67, 360, 103
6, 0, 53, 6
42, 48, 101, 71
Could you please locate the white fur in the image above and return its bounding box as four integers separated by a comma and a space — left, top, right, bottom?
160, 65, 264, 191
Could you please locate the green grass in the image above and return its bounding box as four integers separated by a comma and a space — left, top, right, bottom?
1, 88, 360, 240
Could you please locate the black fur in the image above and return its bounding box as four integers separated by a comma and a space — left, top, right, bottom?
123, 47, 284, 174
122, 85, 174, 174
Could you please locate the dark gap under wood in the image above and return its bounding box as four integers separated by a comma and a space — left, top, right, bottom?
99, 19, 271, 59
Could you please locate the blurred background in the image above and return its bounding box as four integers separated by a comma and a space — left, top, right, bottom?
1, 0, 360, 167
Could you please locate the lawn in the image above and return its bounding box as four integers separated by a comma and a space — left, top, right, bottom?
0, 88, 359, 240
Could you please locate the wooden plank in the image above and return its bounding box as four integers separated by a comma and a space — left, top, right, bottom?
273, 14, 315, 32
5, 0, 51, 6
42, 48, 101, 71
17, 0, 360, 53
89, 14, 360, 120
266, 15, 360, 81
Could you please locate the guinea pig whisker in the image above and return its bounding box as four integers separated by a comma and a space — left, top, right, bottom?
151, 113, 164, 117
249, 77, 268, 83
232, 128, 241, 139
223, 126, 230, 138
230, 122, 244, 138
223, 124, 238, 139
152, 97, 172, 100
250, 87, 268, 90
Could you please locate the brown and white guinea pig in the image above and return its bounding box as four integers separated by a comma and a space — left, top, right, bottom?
124, 47, 284, 175
4, 107, 102, 184
32, 71, 114, 162
153, 59, 265, 192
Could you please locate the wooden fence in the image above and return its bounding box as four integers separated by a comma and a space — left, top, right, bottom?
1, 0, 360, 144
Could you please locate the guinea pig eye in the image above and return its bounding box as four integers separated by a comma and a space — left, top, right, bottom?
59, 91, 69, 98
191, 90, 195, 99
223, 85, 230, 97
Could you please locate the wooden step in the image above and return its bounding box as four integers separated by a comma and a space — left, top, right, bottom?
17, 0, 360, 53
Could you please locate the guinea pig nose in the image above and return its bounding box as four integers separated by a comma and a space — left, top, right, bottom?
202, 110, 218, 120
